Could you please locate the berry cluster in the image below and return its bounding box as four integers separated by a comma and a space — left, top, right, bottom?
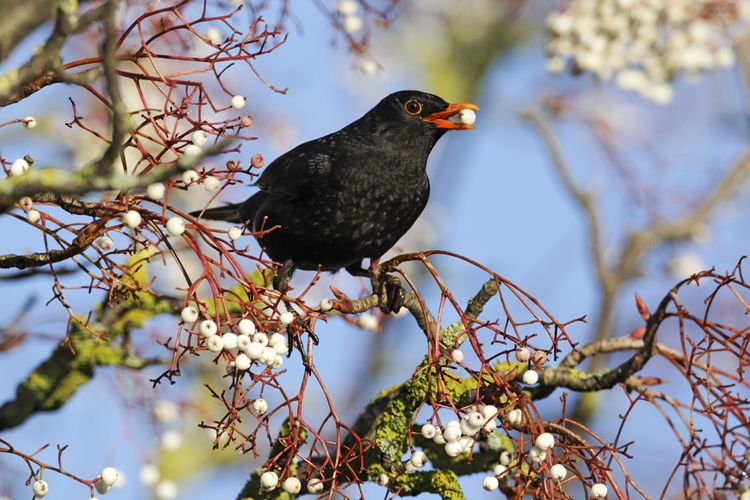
546, 0, 749, 103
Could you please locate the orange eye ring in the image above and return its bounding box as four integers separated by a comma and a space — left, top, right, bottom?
404, 99, 422, 116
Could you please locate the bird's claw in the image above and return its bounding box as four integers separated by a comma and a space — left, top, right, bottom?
379, 274, 405, 314
284, 315, 319, 366
301, 320, 320, 345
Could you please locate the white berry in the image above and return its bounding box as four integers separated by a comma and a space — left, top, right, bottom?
307, 478, 324, 493
515, 347, 531, 362
222, 332, 238, 349
203, 176, 220, 191
493, 464, 508, 477
272, 340, 289, 356
410, 450, 427, 468
206, 335, 224, 352
528, 446, 547, 463
122, 210, 142, 228
282, 477, 301, 494
100, 467, 119, 486
245, 342, 263, 360
252, 398, 268, 414
98, 236, 113, 250
268, 333, 284, 346
444, 440, 463, 457
27, 209, 40, 224
337, 0, 357, 15
9, 158, 29, 176
507, 409, 522, 425
94, 478, 110, 494
482, 476, 499, 491
499, 451, 512, 465
261, 346, 277, 365
550, 463, 567, 481
535, 432, 555, 451
451, 349, 464, 363
458, 108, 476, 126
459, 436, 474, 453
421, 423, 436, 439
432, 429, 446, 444
318, 298, 333, 312
199, 319, 217, 337
260, 471, 278, 491
154, 479, 178, 499
342, 14, 362, 33
270, 354, 284, 368
375, 473, 388, 486
522, 369, 539, 385
32, 480, 48, 497
161, 430, 183, 451
357, 313, 379, 331
231, 95, 246, 110
237, 333, 252, 350
228, 226, 243, 240
591, 483, 608, 498
191, 130, 208, 146
467, 411, 484, 428
23, 116, 37, 129
253, 332, 269, 346
236, 319, 255, 336
183, 144, 202, 158
480, 405, 498, 418
166, 216, 186, 236
205, 27, 222, 44
139, 464, 160, 486
234, 353, 251, 371
461, 417, 479, 436
153, 400, 177, 423
182, 169, 199, 185
279, 311, 295, 325
359, 56, 378, 75
180, 306, 199, 323
443, 424, 462, 442
146, 182, 165, 200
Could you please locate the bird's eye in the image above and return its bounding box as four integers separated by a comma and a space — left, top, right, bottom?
404, 99, 422, 116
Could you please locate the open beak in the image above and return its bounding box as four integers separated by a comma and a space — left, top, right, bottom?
422, 102, 479, 130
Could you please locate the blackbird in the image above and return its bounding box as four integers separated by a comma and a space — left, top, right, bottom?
193, 90, 477, 309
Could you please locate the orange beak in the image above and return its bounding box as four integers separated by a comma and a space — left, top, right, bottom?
422, 102, 479, 130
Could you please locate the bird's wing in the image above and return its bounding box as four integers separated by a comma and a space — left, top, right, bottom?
254, 139, 336, 199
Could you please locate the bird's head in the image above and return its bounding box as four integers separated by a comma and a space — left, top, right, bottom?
370, 90, 479, 132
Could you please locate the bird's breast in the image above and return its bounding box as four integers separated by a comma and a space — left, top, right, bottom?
252, 158, 430, 270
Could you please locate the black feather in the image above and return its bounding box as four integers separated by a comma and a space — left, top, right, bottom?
195, 90, 472, 285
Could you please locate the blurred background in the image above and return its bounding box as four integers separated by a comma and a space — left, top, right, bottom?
0, 0, 748, 498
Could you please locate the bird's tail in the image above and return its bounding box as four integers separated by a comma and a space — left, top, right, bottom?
189, 204, 242, 223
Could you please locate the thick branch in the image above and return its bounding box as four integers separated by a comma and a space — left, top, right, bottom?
0, 0, 56, 61
0, 295, 173, 430
537, 288, 673, 393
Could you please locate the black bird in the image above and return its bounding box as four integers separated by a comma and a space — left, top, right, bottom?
193, 90, 477, 308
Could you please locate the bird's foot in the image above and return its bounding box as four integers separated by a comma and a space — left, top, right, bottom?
282, 314, 319, 369
294, 319, 319, 347
272, 259, 295, 294
291, 334, 312, 368
377, 274, 405, 314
